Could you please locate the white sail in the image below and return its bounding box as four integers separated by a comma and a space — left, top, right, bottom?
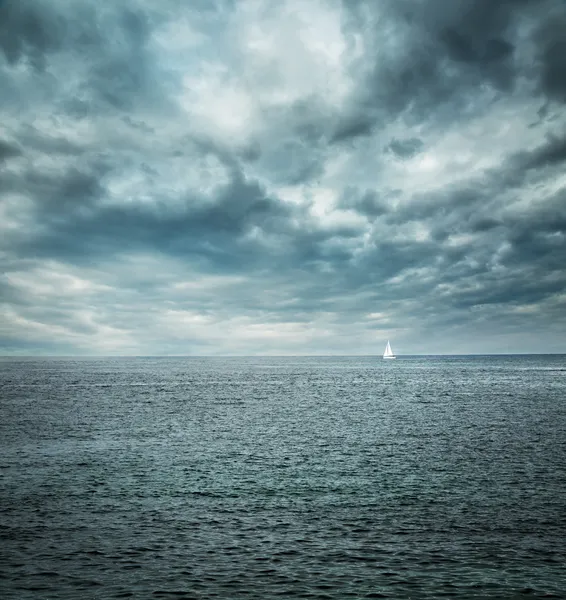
383, 340, 395, 359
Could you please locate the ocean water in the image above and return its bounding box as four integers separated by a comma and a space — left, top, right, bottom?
1, 355, 565, 599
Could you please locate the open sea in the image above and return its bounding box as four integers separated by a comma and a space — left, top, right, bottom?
1, 355, 565, 599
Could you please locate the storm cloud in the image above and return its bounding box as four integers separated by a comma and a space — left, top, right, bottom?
1, 0, 565, 355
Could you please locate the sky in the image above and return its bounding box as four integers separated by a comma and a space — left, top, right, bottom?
1, 0, 566, 356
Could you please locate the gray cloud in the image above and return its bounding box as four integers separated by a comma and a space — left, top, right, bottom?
0, 0, 63, 69
518, 135, 566, 170
1, 0, 565, 355
338, 187, 390, 218
335, 0, 564, 137
386, 138, 424, 159
534, 10, 566, 102
0, 138, 21, 162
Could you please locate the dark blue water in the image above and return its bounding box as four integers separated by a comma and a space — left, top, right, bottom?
1, 355, 565, 599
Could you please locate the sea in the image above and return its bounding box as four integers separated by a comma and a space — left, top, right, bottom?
1, 355, 565, 599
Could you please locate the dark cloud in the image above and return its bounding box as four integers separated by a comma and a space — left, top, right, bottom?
1, 159, 107, 217
338, 187, 389, 217
337, 0, 564, 139
386, 138, 424, 159
0, 0, 167, 119
330, 112, 376, 144
518, 135, 566, 170
0, 139, 21, 162
0, 0, 63, 69
534, 11, 566, 102
11, 162, 297, 271
468, 217, 502, 233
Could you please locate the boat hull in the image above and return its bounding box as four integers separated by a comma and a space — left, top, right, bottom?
383, 356, 396, 359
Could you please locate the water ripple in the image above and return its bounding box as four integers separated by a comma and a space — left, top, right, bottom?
1, 355, 565, 599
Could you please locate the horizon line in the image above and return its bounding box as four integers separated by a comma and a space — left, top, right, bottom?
1, 353, 565, 358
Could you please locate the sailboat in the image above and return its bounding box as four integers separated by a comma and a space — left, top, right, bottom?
383, 340, 395, 359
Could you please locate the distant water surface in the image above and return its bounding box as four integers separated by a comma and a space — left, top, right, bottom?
1, 355, 565, 599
